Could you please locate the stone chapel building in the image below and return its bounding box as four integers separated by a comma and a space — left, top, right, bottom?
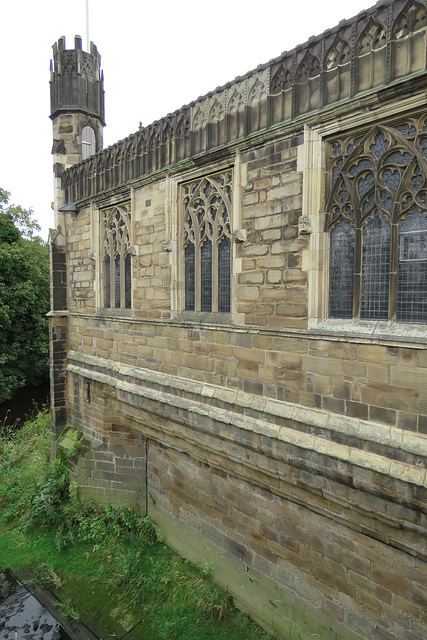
49, 1, 427, 638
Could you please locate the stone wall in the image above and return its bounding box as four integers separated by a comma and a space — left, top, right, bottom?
56, 116, 427, 640
63, 351, 427, 640
239, 138, 307, 328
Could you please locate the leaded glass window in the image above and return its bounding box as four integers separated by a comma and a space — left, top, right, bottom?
326, 113, 427, 324
183, 172, 232, 313
397, 209, 427, 322
361, 212, 390, 319
329, 220, 355, 318
102, 203, 132, 309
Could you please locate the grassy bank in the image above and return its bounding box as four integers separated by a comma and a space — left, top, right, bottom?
0, 412, 275, 640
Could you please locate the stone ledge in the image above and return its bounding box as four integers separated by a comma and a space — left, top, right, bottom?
67, 311, 427, 349
68, 351, 427, 463
67, 354, 427, 489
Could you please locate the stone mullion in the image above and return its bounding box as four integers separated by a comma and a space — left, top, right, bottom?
291, 51, 297, 118
266, 67, 271, 130
195, 216, 202, 312
350, 20, 357, 98
109, 237, 115, 309
389, 221, 399, 321
211, 209, 220, 314
212, 239, 219, 313
385, 3, 393, 84
353, 226, 362, 320
320, 38, 326, 108
120, 249, 126, 309
244, 76, 249, 138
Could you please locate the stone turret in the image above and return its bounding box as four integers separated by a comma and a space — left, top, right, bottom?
50, 35, 105, 223
48, 36, 105, 446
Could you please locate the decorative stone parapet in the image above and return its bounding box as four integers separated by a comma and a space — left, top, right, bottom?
62, 0, 427, 203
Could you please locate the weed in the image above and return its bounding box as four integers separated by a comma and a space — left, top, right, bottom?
202, 561, 214, 576
0, 411, 276, 640
34, 563, 63, 590
56, 597, 80, 621
0, 409, 51, 525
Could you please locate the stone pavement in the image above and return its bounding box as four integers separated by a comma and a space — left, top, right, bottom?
0, 569, 97, 640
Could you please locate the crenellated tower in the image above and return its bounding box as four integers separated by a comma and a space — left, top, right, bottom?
50, 35, 105, 222
48, 35, 105, 445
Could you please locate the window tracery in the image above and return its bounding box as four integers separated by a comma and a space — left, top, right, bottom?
324, 38, 351, 103
176, 117, 190, 160
271, 65, 292, 93
248, 77, 267, 132
356, 19, 387, 90
102, 204, 132, 310
271, 65, 292, 124
357, 19, 387, 55
326, 114, 427, 323
296, 51, 320, 113
392, 1, 427, 77
227, 90, 245, 139
183, 172, 232, 313
325, 38, 351, 70
394, 1, 427, 38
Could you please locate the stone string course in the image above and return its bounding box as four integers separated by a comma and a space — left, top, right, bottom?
67, 314, 427, 434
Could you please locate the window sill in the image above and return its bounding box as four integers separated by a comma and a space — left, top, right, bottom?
314, 318, 427, 343
95, 308, 133, 318
172, 311, 232, 325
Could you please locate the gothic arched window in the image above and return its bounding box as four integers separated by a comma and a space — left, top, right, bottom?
82, 125, 96, 159
326, 115, 427, 324
183, 172, 232, 313
327, 114, 427, 323
102, 203, 131, 309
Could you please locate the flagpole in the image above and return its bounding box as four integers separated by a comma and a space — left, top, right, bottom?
86, 0, 90, 51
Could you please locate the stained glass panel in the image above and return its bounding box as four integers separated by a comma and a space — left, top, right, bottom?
115, 255, 121, 308
125, 253, 131, 309
185, 244, 195, 311
104, 256, 110, 309
218, 238, 231, 313
397, 210, 427, 322
201, 240, 212, 312
329, 221, 355, 318
361, 212, 390, 319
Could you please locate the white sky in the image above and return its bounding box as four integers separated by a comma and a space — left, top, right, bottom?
1, 0, 371, 239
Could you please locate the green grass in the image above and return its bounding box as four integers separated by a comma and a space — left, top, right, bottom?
0, 412, 275, 640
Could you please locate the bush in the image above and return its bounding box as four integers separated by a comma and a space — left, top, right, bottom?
0, 412, 275, 639
0, 409, 51, 524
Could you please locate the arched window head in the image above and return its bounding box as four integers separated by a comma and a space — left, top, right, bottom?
82, 125, 96, 159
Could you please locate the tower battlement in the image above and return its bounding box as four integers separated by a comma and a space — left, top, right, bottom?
50, 35, 105, 124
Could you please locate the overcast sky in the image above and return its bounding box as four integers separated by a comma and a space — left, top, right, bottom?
1, 0, 371, 239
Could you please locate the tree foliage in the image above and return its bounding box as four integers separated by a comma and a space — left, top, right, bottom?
0, 188, 49, 403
